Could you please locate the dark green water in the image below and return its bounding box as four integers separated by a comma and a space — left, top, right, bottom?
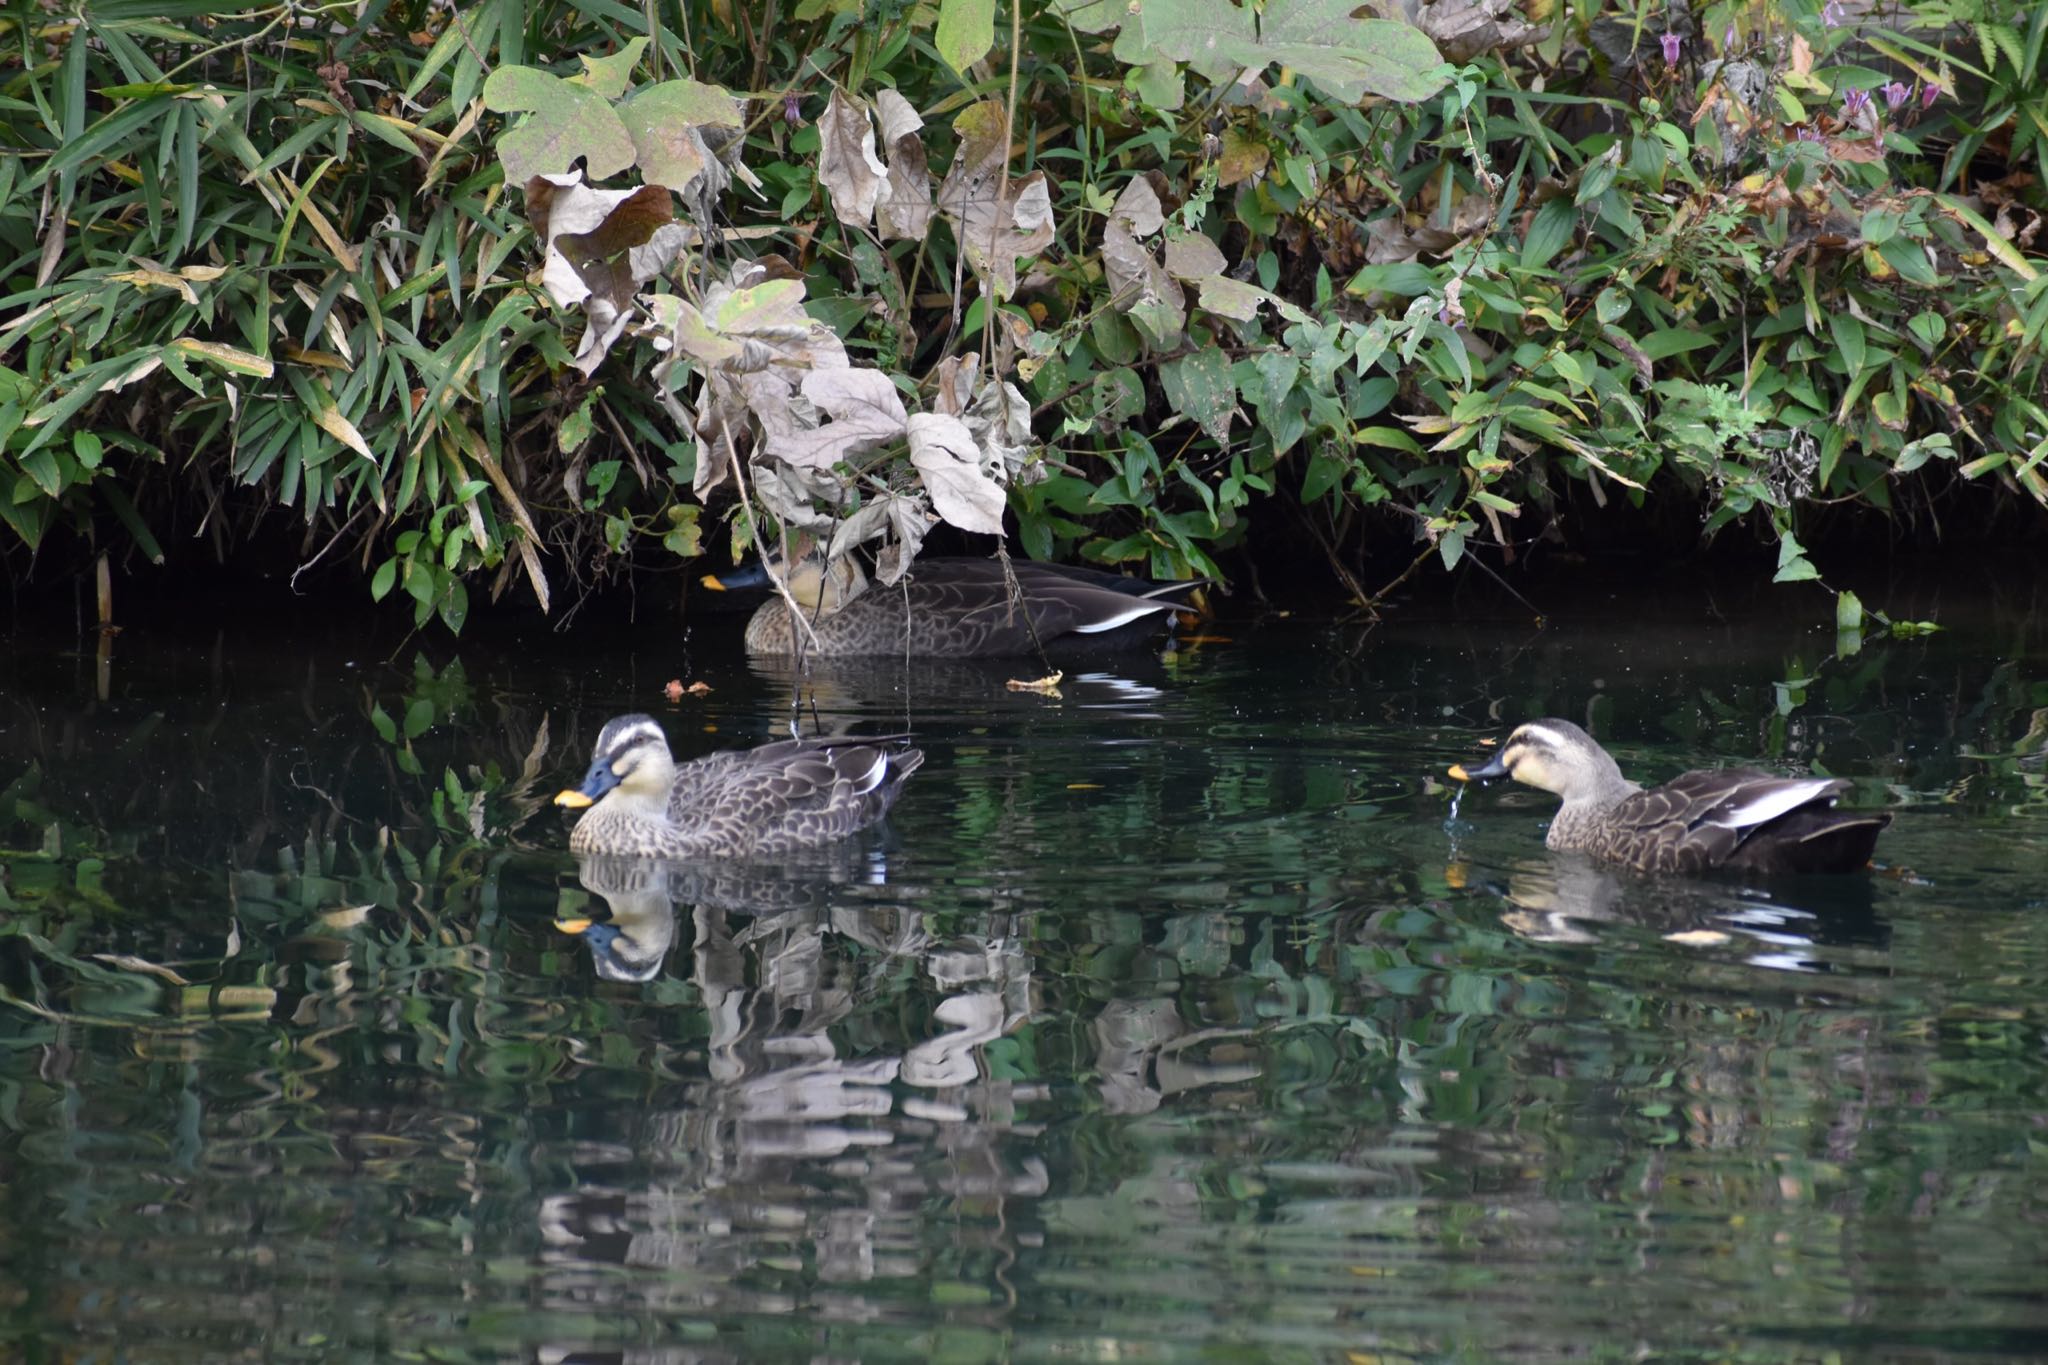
4, 596, 2047, 1362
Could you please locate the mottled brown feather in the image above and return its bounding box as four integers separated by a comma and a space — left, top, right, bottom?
1466, 719, 1889, 876
566, 716, 923, 859
744, 557, 1202, 657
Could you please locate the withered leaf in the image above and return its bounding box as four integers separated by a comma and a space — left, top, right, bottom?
765, 367, 910, 468
875, 89, 934, 241
818, 89, 889, 227
908, 412, 1007, 535
936, 101, 1055, 297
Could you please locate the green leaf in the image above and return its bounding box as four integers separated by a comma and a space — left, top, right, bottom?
1520, 197, 1576, 270
403, 698, 434, 739
1438, 523, 1466, 571
1860, 207, 1901, 245
1876, 236, 1941, 286
618, 79, 743, 191
370, 558, 397, 602
1907, 310, 1945, 350
1159, 347, 1236, 446
481, 66, 636, 185
570, 37, 649, 100
1773, 532, 1819, 583
936, 0, 996, 74
370, 704, 398, 744
1112, 0, 1446, 101
1301, 450, 1347, 502
1835, 589, 1863, 630
438, 577, 470, 634
19, 449, 63, 497
1829, 313, 1866, 374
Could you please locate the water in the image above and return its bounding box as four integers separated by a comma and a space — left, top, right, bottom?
4, 594, 2047, 1362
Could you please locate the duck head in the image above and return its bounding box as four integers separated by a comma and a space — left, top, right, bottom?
1449, 718, 1628, 802
555, 714, 677, 811
701, 552, 867, 612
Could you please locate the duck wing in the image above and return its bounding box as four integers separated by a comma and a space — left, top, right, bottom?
670, 736, 925, 855
1605, 769, 1886, 874
890, 560, 1201, 655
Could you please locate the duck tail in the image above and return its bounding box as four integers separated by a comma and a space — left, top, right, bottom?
1744, 810, 1893, 875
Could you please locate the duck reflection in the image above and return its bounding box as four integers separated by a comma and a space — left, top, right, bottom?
741, 648, 1184, 738
537, 848, 1054, 1328
1477, 852, 1885, 968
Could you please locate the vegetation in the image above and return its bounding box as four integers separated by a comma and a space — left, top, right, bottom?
2, 0, 2045, 628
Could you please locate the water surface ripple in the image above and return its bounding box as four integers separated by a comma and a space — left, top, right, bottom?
3, 604, 2046, 1361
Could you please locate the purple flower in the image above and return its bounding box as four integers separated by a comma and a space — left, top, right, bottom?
1723, 23, 1738, 50
1883, 81, 1909, 111
783, 92, 803, 125
1843, 87, 1872, 118
1921, 82, 1941, 109
1661, 31, 1682, 65
1797, 125, 1823, 142
1822, 0, 1845, 26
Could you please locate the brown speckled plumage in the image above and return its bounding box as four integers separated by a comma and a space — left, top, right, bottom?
739, 556, 1203, 657
1455, 718, 1890, 875
559, 715, 923, 859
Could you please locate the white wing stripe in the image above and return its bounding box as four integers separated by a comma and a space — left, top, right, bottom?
848, 751, 889, 795
1070, 602, 1174, 634
1708, 779, 1836, 830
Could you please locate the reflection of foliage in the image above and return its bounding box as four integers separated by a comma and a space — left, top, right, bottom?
5, 619, 2048, 1355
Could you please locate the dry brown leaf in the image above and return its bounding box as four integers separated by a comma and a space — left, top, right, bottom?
936, 101, 1055, 297
818, 89, 888, 226
1007, 672, 1064, 695
1414, 0, 1549, 62
908, 413, 1007, 534
875, 89, 934, 241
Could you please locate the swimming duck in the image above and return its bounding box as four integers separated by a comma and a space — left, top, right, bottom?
1449, 718, 1890, 875
554, 714, 923, 858
702, 553, 1204, 657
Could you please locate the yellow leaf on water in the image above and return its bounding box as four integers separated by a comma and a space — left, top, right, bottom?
1006, 672, 1064, 696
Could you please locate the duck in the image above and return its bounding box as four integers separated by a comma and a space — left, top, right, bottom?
1448, 718, 1890, 875
701, 552, 1205, 657
553, 714, 923, 859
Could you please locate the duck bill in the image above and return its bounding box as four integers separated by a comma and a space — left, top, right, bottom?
700, 561, 772, 592
553, 917, 593, 934
554, 760, 622, 809
1449, 751, 1511, 783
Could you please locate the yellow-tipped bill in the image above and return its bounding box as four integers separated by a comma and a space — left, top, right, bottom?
1447, 763, 1471, 782
554, 917, 593, 934
554, 788, 595, 809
